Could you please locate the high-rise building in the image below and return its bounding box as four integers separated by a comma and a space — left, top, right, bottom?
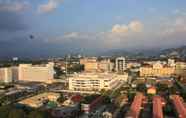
80, 57, 98, 72
18, 62, 54, 82
0, 68, 12, 83
115, 57, 126, 73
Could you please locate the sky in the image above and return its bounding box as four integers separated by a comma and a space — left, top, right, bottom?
1, 0, 186, 58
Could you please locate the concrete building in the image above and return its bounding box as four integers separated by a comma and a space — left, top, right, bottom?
80, 57, 113, 73
80, 57, 98, 72
115, 57, 126, 73
168, 59, 176, 67
97, 59, 114, 72
68, 73, 126, 91
19, 62, 54, 83
11, 67, 19, 82
0, 68, 12, 83
140, 62, 175, 77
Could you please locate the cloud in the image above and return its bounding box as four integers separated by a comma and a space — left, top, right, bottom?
161, 16, 186, 35
38, 0, 63, 13
111, 20, 143, 34
129, 20, 143, 32
63, 32, 79, 39
0, 2, 30, 12
111, 24, 129, 34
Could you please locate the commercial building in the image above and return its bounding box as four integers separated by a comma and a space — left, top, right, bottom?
18, 92, 60, 108
115, 57, 126, 73
80, 57, 113, 72
0, 68, 12, 83
140, 62, 175, 77
69, 73, 127, 91
97, 59, 114, 72
80, 57, 98, 72
19, 62, 54, 82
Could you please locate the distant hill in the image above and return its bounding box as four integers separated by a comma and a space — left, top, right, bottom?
159, 45, 186, 58
101, 46, 186, 58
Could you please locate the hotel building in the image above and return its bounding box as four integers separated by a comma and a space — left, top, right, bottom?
18, 62, 54, 82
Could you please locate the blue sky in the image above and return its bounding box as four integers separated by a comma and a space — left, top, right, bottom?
1, 0, 186, 58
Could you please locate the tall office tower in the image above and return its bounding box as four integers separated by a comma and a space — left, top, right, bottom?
115, 57, 126, 73
0, 68, 12, 83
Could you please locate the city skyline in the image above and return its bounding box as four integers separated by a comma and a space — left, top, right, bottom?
1, 0, 186, 58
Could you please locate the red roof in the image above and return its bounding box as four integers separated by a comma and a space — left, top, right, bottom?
153, 96, 165, 118
71, 95, 82, 103
126, 93, 145, 118
170, 95, 186, 118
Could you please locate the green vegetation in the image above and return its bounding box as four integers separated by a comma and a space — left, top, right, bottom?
136, 83, 147, 93
67, 64, 84, 73
57, 93, 65, 103
0, 105, 52, 118
156, 83, 168, 92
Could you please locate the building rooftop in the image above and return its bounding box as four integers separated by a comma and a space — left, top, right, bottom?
153, 96, 165, 118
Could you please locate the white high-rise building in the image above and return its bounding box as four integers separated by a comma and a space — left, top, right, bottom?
0, 68, 12, 83
18, 62, 54, 82
115, 57, 126, 73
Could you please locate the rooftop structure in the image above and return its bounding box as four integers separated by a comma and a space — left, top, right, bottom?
18, 92, 60, 108
125, 93, 145, 118
170, 95, 186, 118
153, 96, 165, 118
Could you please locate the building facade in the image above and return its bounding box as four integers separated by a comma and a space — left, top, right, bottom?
140, 62, 175, 77
69, 73, 126, 91
0, 68, 12, 83
115, 57, 126, 73
19, 62, 54, 82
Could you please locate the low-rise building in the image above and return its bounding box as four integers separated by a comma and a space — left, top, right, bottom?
140, 62, 175, 77
18, 92, 60, 108
69, 73, 126, 91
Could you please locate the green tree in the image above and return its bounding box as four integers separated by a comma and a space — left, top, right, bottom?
8, 109, 26, 118
136, 83, 147, 93
28, 110, 45, 118
0, 105, 11, 118
57, 93, 65, 103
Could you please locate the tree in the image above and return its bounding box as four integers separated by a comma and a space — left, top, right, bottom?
0, 105, 11, 118
156, 83, 168, 92
28, 110, 45, 118
57, 93, 65, 103
136, 83, 147, 93
8, 109, 26, 118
